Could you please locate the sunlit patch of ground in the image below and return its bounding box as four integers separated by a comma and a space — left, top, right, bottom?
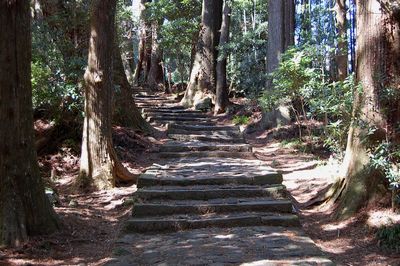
245, 135, 400, 265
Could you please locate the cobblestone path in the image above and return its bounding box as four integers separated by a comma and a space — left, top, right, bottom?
106, 89, 333, 266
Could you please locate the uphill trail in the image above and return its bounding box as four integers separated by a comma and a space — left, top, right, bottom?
107, 88, 333, 266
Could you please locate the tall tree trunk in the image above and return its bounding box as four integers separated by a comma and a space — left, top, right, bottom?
0, 0, 59, 247
326, 0, 400, 218
147, 20, 164, 90
215, 0, 231, 114
181, 0, 223, 108
79, 0, 136, 190
133, 0, 150, 85
335, 0, 348, 81
113, 42, 154, 133
261, 0, 295, 129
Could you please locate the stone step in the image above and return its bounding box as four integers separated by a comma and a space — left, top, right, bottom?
158, 151, 255, 159
136, 185, 287, 201
167, 128, 242, 137
147, 118, 214, 125
138, 172, 283, 188
135, 99, 177, 104
144, 112, 209, 119
141, 108, 203, 114
150, 120, 217, 126
168, 124, 240, 132
168, 134, 244, 143
124, 213, 300, 233
159, 142, 252, 153
132, 198, 293, 217
136, 103, 182, 108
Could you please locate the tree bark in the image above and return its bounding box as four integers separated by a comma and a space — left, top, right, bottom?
266, 0, 295, 77
215, 0, 231, 114
147, 20, 164, 90
335, 0, 348, 81
133, 0, 151, 85
113, 41, 154, 133
79, 0, 136, 190
260, 0, 295, 129
326, 0, 400, 218
0, 0, 59, 247
181, 0, 223, 108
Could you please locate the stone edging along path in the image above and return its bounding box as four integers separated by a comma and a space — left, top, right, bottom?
106, 89, 333, 266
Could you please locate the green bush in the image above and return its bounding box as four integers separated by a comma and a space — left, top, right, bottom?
232, 115, 250, 125
259, 44, 355, 155
377, 224, 400, 251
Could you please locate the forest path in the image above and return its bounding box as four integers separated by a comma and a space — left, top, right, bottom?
107, 89, 333, 265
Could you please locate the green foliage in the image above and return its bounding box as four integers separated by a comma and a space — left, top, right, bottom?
376, 224, 400, 252
369, 142, 400, 202
232, 115, 250, 125
259, 44, 355, 155
148, 0, 202, 84
31, 3, 86, 118
227, 0, 269, 96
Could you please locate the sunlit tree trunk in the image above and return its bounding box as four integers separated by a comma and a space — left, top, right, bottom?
215, 0, 231, 114
0, 0, 59, 247
133, 0, 151, 85
327, 0, 400, 218
113, 42, 154, 133
79, 0, 136, 190
181, 0, 223, 108
147, 20, 164, 90
335, 0, 348, 81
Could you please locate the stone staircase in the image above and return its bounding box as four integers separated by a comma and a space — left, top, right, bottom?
107, 89, 333, 265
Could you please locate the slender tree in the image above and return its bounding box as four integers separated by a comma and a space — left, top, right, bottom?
147, 19, 164, 90
133, 0, 151, 85
181, 0, 223, 107
334, 0, 348, 80
0, 0, 59, 247
215, 0, 231, 114
79, 0, 136, 190
326, 0, 400, 218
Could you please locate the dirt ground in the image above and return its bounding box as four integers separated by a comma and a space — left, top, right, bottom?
1, 118, 400, 265
247, 129, 400, 266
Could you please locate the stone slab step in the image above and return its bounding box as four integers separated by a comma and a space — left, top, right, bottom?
158, 151, 255, 159
168, 134, 244, 143
138, 172, 283, 188
148, 118, 215, 125
132, 199, 293, 217
136, 104, 184, 109
167, 128, 242, 137
144, 112, 208, 119
168, 124, 240, 132
141, 108, 203, 114
159, 142, 252, 152
136, 185, 287, 200
124, 213, 300, 233
151, 120, 217, 126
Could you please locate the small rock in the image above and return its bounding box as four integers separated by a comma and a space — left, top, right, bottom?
194, 97, 212, 111
69, 200, 78, 207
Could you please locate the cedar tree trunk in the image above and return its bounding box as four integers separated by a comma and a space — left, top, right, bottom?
147, 20, 164, 91
335, 0, 348, 81
327, 0, 400, 218
0, 0, 59, 247
215, 0, 231, 114
113, 42, 154, 133
181, 0, 223, 108
79, 0, 136, 190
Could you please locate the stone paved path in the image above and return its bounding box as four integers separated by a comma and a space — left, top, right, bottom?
106, 89, 333, 265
